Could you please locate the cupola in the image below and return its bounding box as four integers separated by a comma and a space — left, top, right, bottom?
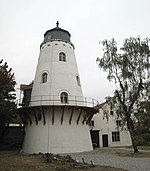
41, 21, 74, 48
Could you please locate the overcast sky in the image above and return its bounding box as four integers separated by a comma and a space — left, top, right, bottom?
0, 0, 150, 103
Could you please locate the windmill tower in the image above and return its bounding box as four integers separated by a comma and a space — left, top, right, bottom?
19, 22, 98, 154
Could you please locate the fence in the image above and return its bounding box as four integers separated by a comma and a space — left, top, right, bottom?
19, 95, 99, 108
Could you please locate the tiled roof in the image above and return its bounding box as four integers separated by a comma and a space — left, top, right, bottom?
95, 101, 107, 110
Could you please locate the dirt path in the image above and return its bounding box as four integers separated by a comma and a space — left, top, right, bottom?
0, 151, 126, 171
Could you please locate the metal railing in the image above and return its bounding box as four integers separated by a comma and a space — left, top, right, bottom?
19, 95, 99, 108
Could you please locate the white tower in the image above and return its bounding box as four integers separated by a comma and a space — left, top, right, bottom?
19, 22, 98, 154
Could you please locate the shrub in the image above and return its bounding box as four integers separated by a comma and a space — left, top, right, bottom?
41, 153, 75, 164
135, 136, 145, 146
142, 133, 150, 142
135, 132, 150, 146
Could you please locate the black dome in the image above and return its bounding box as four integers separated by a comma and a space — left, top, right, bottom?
41, 22, 74, 48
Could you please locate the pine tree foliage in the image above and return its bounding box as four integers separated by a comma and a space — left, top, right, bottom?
97, 37, 150, 153
0, 59, 16, 139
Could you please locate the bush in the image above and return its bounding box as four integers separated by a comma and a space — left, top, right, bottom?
135, 136, 145, 146
135, 132, 150, 146
41, 153, 75, 164
142, 133, 150, 142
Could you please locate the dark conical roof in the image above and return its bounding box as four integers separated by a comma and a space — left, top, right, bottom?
41, 21, 74, 48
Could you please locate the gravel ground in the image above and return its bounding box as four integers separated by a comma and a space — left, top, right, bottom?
65, 148, 150, 171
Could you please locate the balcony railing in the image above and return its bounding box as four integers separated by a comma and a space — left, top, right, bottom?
19, 95, 99, 108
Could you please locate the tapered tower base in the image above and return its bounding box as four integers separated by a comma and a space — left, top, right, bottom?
20, 105, 96, 154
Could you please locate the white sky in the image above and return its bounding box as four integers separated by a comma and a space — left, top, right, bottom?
0, 0, 150, 103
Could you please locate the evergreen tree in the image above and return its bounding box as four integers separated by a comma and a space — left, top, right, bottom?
0, 59, 16, 141
97, 37, 150, 153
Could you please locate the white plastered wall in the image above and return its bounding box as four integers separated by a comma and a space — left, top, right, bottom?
31, 41, 83, 106
23, 107, 93, 154
90, 104, 132, 147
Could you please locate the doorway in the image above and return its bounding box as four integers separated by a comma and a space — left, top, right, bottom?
90, 130, 100, 148
102, 134, 108, 147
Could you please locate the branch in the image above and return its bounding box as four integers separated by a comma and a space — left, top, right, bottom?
128, 79, 143, 112
115, 90, 127, 113
115, 69, 126, 103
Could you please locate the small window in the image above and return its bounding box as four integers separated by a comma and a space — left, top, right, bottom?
42, 72, 47, 83
116, 120, 121, 127
110, 110, 113, 115
59, 52, 66, 62
76, 76, 81, 86
48, 35, 51, 40
112, 132, 120, 142
60, 92, 68, 103
89, 120, 94, 126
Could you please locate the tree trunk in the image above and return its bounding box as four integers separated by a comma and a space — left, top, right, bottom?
129, 128, 139, 153
126, 116, 139, 153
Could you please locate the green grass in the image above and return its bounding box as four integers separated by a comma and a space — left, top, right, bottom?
126, 146, 150, 150
137, 146, 150, 150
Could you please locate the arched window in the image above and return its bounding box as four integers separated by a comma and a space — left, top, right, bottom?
76, 76, 81, 86
60, 92, 68, 103
59, 52, 66, 62
42, 72, 47, 83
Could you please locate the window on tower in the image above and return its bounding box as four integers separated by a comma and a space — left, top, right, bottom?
60, 92, 68, 103
76, 76, 81, 86
42, 72, 48, 83
59, 52, 66, 62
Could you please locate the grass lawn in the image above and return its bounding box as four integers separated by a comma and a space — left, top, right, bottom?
137, 146, 150, 150
114, 146, 150, 158
126, 145, 150, 151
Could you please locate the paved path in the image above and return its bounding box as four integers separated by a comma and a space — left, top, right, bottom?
66, 148, 150, 171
